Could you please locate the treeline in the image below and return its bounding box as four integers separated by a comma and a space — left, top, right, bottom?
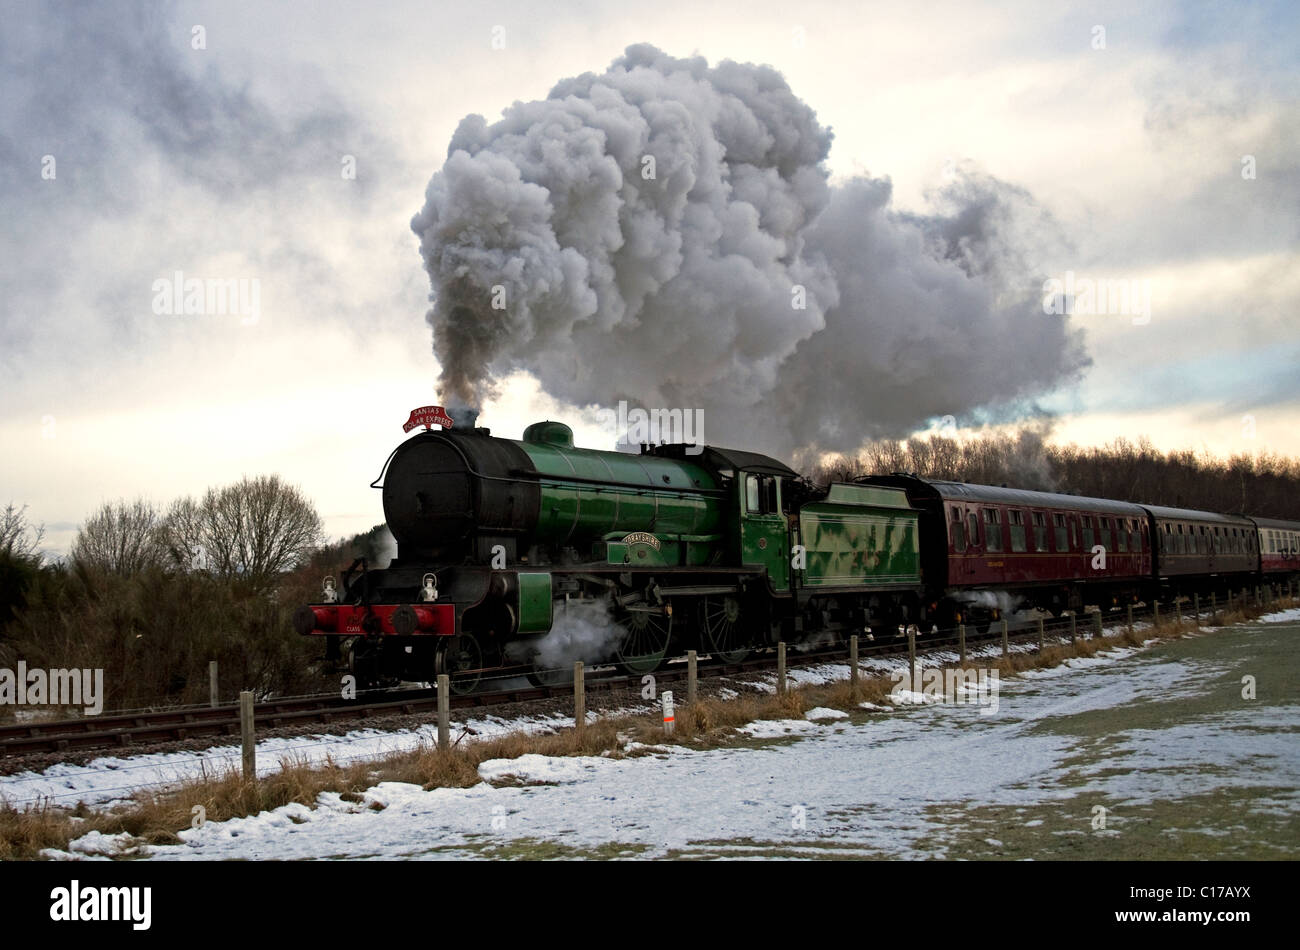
812, 431, 1300, 519
0, 480, 386, 715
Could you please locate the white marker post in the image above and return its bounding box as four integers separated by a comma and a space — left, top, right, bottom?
662, 690, 675, 735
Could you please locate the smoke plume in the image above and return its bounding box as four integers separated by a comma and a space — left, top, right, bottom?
412, 44, 1088, 456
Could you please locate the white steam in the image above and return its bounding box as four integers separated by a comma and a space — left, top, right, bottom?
508, 597, 624, 671
412, 44, 1088, 457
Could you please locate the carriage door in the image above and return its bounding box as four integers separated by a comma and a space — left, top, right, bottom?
739, 472, 790, 591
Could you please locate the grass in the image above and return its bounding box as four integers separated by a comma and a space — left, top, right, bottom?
1, 594, 1292, 860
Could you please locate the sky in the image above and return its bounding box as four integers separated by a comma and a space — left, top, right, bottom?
1, 0, 1297, 556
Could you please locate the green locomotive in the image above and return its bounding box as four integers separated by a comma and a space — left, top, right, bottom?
296, 415, 923, 690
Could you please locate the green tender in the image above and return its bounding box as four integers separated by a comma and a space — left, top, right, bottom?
799, 485, 921, 588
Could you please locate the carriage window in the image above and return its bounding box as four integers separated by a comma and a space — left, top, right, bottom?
1009, 510, 1026, 552
1032, 512, 1048, 551
1117, 518, 1128, 552
1082, 516, 1094, 551
1132, 520, 1142, 553
1054, 513, 1068, 551
969, 512, 980, 547
951, 507, 966, 552
984, 509, 1003, 553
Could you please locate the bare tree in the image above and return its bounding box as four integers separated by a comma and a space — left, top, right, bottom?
0, 503, 44, 564
72, 499, 167, 575
162, 475, 323, 589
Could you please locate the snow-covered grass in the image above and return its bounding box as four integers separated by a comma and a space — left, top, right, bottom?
10, 598, 1299, 860
0, 711, 578, 810
53, 615, 1292, 861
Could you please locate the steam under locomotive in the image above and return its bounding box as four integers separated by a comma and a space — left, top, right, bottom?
295, 412, 1300, 691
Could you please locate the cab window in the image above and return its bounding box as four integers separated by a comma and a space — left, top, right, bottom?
745, 474, 779, 515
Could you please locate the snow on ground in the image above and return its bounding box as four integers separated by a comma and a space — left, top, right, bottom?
804, 707, 848, 721
1258, 607, 1300, 623
38, 616, 1295, 861
0, 624, 1131, 811
0, 711, 579, 810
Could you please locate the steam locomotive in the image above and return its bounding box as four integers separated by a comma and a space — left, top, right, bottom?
295, 410, 1300, 691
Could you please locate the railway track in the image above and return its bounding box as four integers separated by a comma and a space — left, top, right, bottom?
0, 601, 1255, 758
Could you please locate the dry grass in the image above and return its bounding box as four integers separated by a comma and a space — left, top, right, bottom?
3, 593, 1292, 860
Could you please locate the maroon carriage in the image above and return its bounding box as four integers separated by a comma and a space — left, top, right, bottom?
1252, 516, 1300, 578
858, 476, 1150, 623
1140, 505, 1257, 591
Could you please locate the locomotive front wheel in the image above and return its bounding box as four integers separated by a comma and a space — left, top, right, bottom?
700, 595, 750, 663
436, 633, 483, 695
614, 604, 672, 675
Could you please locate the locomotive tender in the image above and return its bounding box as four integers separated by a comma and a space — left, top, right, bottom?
296, 414, 1300, 690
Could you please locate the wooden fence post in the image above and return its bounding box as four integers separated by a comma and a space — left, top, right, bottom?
1194, 593, 1200, 627
1154, 601, 1160, 626
776, 642, 787, 695
959, 624, 967, 666
1126, 604, 1133, 635
687, 650, 697, 706
1093, 611, 1103, 638
437, 674, 449, 751
209, 661, 219, 708
848, 635, 859, 690
1211, 592, 1217, 622
1001, 619, 1009, 658
574, 662, 585, 740
907, 626, 916, 692
1070, 613, 1077, 645
239, 690, 255, 783
1036, 617, 1044, 653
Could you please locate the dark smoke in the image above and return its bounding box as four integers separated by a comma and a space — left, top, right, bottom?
411, 44, 1089, 456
